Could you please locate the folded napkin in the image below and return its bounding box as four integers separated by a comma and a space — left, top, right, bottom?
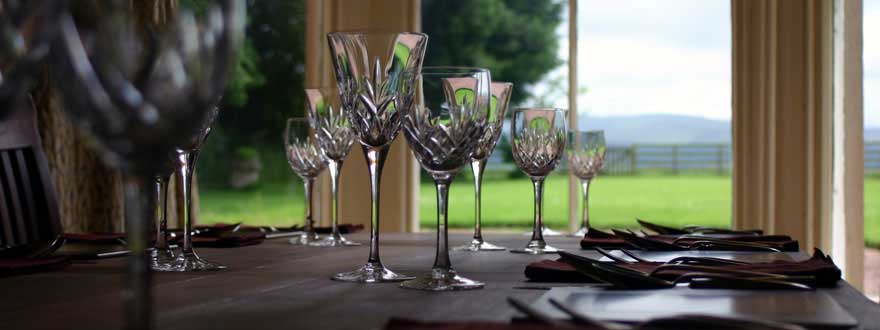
0, 256, 71, 277
579, 229, 799, 252
524, 249, 840, 287
385, 318, 584, 330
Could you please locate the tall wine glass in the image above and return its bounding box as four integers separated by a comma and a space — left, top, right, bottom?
509, 108, 568, 254
285, 118, 328, 245
569, 130, 606, 237
328, 31, 428, 283
305, 88, 360, 247
52, 1, 244, 327
165, 107, 227, 271
454, 82, 513, 252
400, 67, 490, 291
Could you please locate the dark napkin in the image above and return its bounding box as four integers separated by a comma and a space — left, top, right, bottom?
181, 231, 266, 248
579, 230, 799, 252
525, 249, 840, 287
62, 232, 127, 244
385, 318, 585, 330
0, 256, 71, 277
578, 228, 633, 249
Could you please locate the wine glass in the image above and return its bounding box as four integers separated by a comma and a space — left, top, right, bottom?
305, 88, 360, 247
400, 67, 490, 291
149, 169, 177, 271
52, 1, 244, 327
568, 130, 606, 237
328, 31, 428, 283
454, 82, 513, 252
509, 108, 568, 254
285, 118, 328, 245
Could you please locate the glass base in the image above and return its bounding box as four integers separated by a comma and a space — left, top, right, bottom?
309, 233, 361, 247
289, 232, 321, 245
399, 268, 484, 291
522, 227, 564, 237
571, 226, 589, 237
509, 240, 562, 255
332, 262, 414, 283
452, 238, 506, 252
160, 252, 226, 272
148, 247, 177, 271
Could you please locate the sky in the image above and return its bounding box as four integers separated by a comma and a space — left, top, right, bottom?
574, 0, 731, 121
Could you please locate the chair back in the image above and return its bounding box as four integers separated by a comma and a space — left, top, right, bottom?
0, 96, 62, 257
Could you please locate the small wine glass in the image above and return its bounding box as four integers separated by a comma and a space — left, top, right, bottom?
509, 108, 567, 254
568, 130, 606, 237
454, 82, 513, 252
328, 31, 427, 283
400, 66, 490, 291
305, 88, 360, 247
285, 118, 328, 245
149, 165, 177, 271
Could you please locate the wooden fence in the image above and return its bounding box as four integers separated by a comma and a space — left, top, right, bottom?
601, 144, 730, 175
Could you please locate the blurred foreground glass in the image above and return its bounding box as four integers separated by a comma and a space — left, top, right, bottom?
509, 108, 567, 254
328, 31, 428, 283
305, 88, 359, 247
400, 67, 489, 291
568, 130, 606, 237
454, 82, 513, 252
285, 118, 327, 245
52, 0, 244, 327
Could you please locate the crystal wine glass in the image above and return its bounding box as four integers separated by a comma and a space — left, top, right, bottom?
52, 1, 244, 327
400, 67, 490, 291
305, 88, 360, 247
328, 31, 428, 283
509, 108, 568, 254
568, 130, 606, 237
285, 118, 328, 245
454, 82, 513, 252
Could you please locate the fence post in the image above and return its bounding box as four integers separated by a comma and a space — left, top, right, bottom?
630, 145, 637, 175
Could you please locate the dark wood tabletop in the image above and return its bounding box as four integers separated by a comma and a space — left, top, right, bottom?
2, 233, 879, 330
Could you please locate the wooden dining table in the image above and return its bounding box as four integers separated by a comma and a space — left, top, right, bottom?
2, 233, 879, 330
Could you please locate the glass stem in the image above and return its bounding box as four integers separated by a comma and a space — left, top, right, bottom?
122, 173, 153, 330
303, 177, 315, 237
155, 174, 170, 252
581, 178, 592, 231
328, 159, 343, 237
530, 177, 546, 242
433, 178, 453, 270
363, 144, 390, 265
177, 150, 200, 256
471, 159, 486, 241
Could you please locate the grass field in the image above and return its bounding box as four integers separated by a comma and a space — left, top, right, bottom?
200, 174, 880, 246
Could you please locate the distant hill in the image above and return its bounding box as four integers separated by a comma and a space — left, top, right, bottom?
579, 114, 731, 145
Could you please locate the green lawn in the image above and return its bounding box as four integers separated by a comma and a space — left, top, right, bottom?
200, 174, 880, 247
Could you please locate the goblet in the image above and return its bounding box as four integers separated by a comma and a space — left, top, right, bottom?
568, 130, 606, 237
328, 31, 427, 283
509, 108, 568, 254
285, 118, 328, 245
400, 67, 490, 291
305, 88, 360, 247
454, 82, 513, 252
52, 0, 244, 327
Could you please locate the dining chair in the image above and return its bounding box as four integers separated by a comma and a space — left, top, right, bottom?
0, 95, 63, 258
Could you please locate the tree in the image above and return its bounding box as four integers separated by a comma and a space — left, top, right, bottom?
422, 0, 565, 107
